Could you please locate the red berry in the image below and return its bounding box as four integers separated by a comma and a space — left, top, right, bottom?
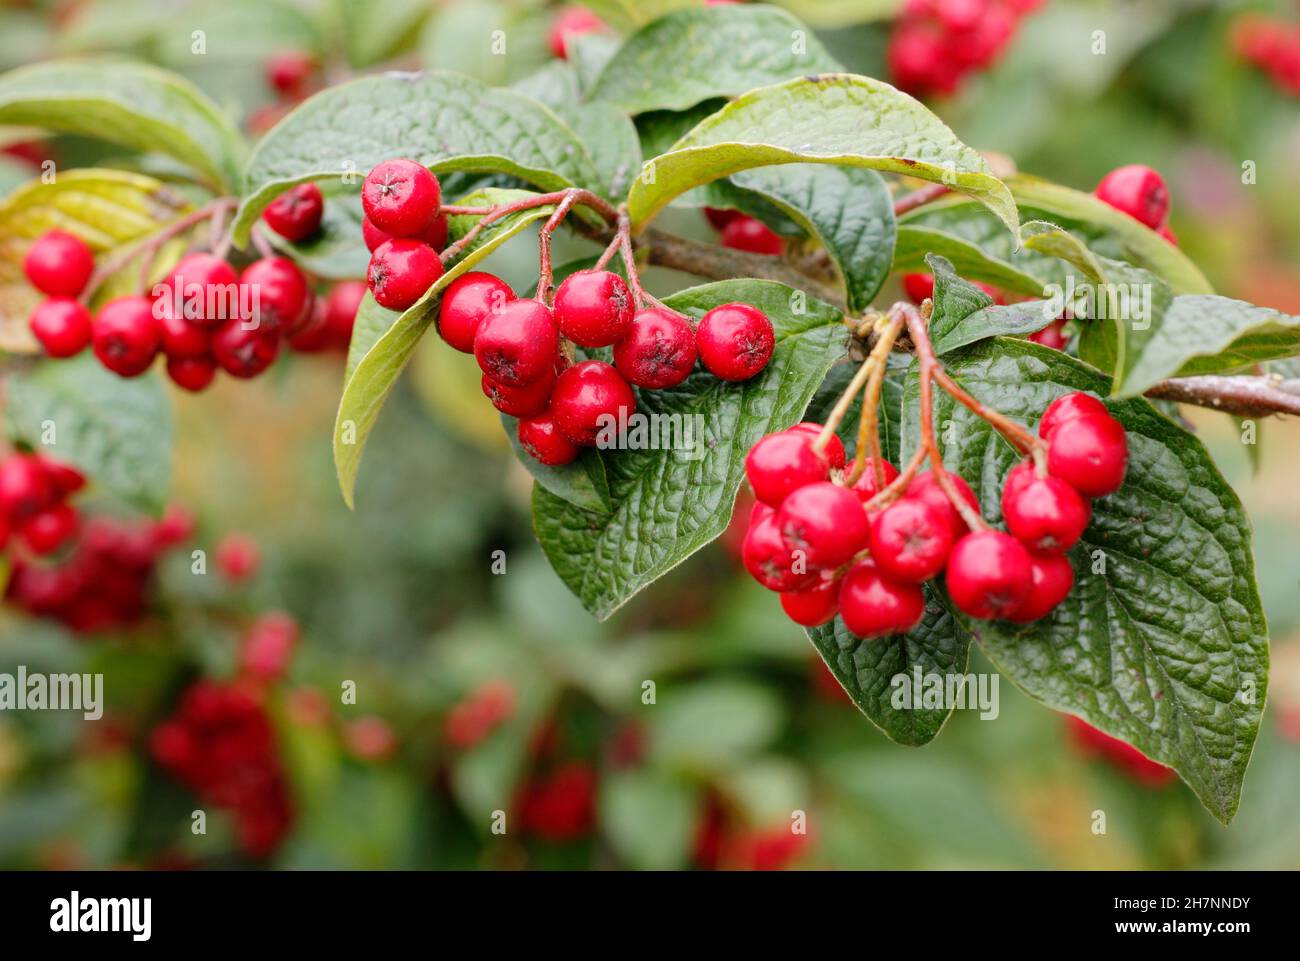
158, 308, 211, 360
367, 239, 443, 311
240, 611, 300, 682
159, 253, 240, 328
262, 183, 324, 242
18, 502, 79, 556
903, 470, 979, 540
787, 423, 847, 470
210, 319, 280, 379
744, 430, 830, 507
482, 372, 554, 418
719, 216, 783, 255
696, 302, 774, 381
362, 214, 448, 253
779, 576, 841, 627
776, 481, 870, 569
23, 230, 94, 298
323, 280, 366, 349
264, 50, 315, 95
1001, 463, 1091, 552
1027, 318, 1067, 350
424, 214, 449, 251
1038, 391, 1109, 439
742, 512, 819, 592
945, 530, 1033, 619
901, 272, 935, 304
1095, 164, 1170, 229
362, 217, 390, 253
517, 410, 581, 466
850, 459, 901, 501
474, 299, 559, 386
838, 558, 925, 638
37, 457, 85, 498
29, 297, 92, 357
240, 257, 311, 332
704, 207, 741, 231
215, 533, 260, 582
361, 159, 441, 237
549, 360, 636, 447
166, 355, 217, 392
92, 295, 161, 377
554, 269, 634, 348
867, 496, 955, 583
0, 454, 55, 521
438, 271, 514, 353
287, 298, 332, 353
548, 6, 605, 59
613, 308, 697, 389
153, 504, 196, 548
1006, 551, 1074, 623
1046, 414, 1128, 498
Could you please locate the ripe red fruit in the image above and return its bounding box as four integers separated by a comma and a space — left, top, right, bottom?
29, 297, 92, 357
166, 355, 217, 392
92, 295, 161, 377
838, 558, 925, 638
867, 497, 955, 583
779, 576, 841, 627
158, 308, 211, 360
1046, 415, 1128, 499
210, 320, 280, 379
18, 503, 80, 556
704, 207, 741, 231
744, 430, 831, 507
1037, 391, 1109, 439
850, 459, 901, 501
264, 50, 315, 95
361, 159, 441, 237
1095, 164, 1170, 229
554, 269, 634, 348
1065, 715, 1177, 787
23, 230, 94, 298
548, 6, 605, 59
362, 214, 448, 253
787, 423, 847, 470
474, 299, 559, 386
696, 302, 774, 381
945, 530, 1034, 619
1001, 464, 1091, 552
518, 761, 597, 841
1006, 551, 1075, 623
776, 481, 870, 569
361, 217, 391, 253
215, 533, 260, 582
323, 280, 366, 348
367, 239, 443, 311
742, 513, 819, 592
613, 308, 697, 389
517, 410, 581, 466
38, 457, 85, 498
240, 257, 311, 332
549, 360, 637, 446
262, 183, 324, 242
901, 272, 935, 304
719, 216, 784, 255
437, 271, 514, 353
903, 470, 980, 540
159, 253, 240, 327
482, 372, 554, 418
0, 454, 55, 521
1028, 318, 1067, 350
240, 611, 300, 682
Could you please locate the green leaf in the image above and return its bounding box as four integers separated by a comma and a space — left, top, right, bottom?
501, 413, 613, 514
806, 600, 971, 746
555, 100, 642, 202
933, 299, 1058, 356
731, 164, 895, 313
0, 59, 246, 190
267, 179, 367, 280
903, 338, 1268, 824
334, 189, 556, 508
152, 0, 325, 66
589, 4, 841, 113
626, 74, 1018, 235
774, 0, 902, 29
233, 70, 600, 245
894, 222, 1052, 298
600, 770, 697, 871
4, 354, 173, 514
336, 0, 430, 67
648, 679, 784, 769
533, 279, 848, 619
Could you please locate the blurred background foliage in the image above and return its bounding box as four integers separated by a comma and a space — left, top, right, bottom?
1, 0, 1299, 870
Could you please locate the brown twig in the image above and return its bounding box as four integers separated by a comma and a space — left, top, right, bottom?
535, 192, 582, 305
893, 182, 950, 217
1145, 374, 1300, 419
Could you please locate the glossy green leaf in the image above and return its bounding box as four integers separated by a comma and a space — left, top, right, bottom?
600, 771, 697, 871
501, 414, 612, 515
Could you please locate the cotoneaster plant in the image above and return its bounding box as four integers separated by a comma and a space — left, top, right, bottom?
1, 3, 1297, 829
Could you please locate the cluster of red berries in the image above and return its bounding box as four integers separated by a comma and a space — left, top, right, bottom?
514, 760, 598, 841
150, 680, 294, 859
5, 504, 192, 634
23, 226, 363, 390
360, 158, 449, 311
1065, 715, 1176, 788
740, 392, 1127, 636
705, 207, 785, 256
444, 680, 516, 749
0, 451, 85, 558
1231, 14, 1300, 97
888, 0, 1042, 97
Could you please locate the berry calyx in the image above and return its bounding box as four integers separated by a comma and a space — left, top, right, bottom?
473, 299, 559, 386
867, 497, 955, 583
838, 558, 925, 639
1006, 550, 1074, 623
719, 216, 783, 255
159, 253, 239, 328
18, 502, 79, 556
1094, 164, 1170, 229
366, 239, 444, 311
437, 271, 513, 353
775, 481, 870, 569
23, 230, 95, 298
262, 183, 324, 242
549, 360, 637, 447
210, 319, 280, 379
1037, 391, 1109, 439
517, 410, 581, 466
166, 355, 218, 393
745, 430, 831, 507
696, 302, 774, 382
1046, 413, 1128, 498
92, 296, 161, 377
548, 7, 606, 59
742, 513, 819, 592
553, 269, 634, 348
482, 372, 554, 418
779, 576, 842, 627
1001, 461, 1091, 552
945, 530, 1033, 620
850, 459, 901, 501
29, 297, 92, 357
240, 257, 311, 332
613, 308, 697, 389
361, 159, 441, 237
903, 470, 980, 541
